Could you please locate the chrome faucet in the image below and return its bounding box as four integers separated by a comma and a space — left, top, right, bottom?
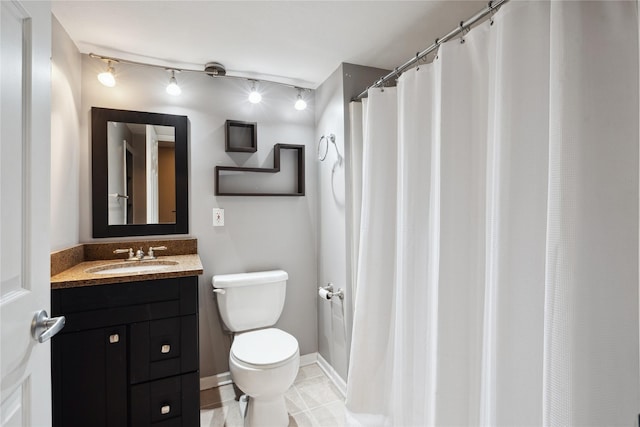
113, 248, 135, 260
147, 246, 167, 259
113, 246, 168, 261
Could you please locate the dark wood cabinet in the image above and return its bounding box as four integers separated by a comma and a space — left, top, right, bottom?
51, 276, 199, 427
54, 325, 128, 426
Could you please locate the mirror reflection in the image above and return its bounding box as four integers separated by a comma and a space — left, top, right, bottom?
107, 122, 176, 225
91, 107, 188, 238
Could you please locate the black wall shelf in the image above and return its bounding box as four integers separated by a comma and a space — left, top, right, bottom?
215, 144, 305, 196
225, 120, 257, 153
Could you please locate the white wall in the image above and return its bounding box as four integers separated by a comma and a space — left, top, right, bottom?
75, 56, 318, 377
50, 16, 81, 251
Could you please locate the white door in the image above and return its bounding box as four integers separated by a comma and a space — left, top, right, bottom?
1, 1, 57, 426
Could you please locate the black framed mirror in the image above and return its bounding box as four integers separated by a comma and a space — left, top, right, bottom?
91, 107, 189, 237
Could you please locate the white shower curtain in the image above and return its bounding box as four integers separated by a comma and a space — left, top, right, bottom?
346, 2, 639, 426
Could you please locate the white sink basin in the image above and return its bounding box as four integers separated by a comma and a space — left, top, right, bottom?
85, 260, 179, 275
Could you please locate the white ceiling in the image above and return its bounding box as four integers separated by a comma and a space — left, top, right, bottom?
52, 1, 486, 89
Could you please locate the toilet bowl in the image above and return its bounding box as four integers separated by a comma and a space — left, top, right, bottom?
229, 328, 300, 426
212, 270, 299, 427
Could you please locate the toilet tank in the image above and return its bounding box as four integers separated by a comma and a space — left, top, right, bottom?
212, 270, 288, 332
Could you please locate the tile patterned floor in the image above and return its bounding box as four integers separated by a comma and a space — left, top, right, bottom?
200, 363, 346, 427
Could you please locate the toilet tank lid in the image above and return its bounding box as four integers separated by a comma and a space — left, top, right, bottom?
212, 269, 288, 288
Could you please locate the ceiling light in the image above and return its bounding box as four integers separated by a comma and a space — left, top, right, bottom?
248, 80, 261, 104
166, 70, 181, 96
97, 60, 116, 87
89, 54, 315, 104
294, 88, 307, 111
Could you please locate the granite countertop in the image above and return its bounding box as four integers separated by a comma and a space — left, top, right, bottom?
51, 254, 203, 289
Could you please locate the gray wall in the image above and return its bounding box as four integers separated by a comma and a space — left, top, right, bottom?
71, 55, 318, 377
52, 16, 389, 383
51, 16, 81, 251
315, 65, 349, 380
314, 63, 389, 381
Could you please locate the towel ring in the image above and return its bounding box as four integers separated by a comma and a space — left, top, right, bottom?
317, 135, 329, 161
317, 133, 343, 167
318, 134, 336, 162
317, 134, 340, 162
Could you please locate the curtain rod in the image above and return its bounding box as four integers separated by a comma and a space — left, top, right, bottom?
353, 0, 509, 101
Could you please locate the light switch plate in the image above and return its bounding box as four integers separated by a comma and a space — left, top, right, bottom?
213, 208, 224, 226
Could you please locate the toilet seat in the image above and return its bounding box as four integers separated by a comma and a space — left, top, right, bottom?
231, 328, 299, 369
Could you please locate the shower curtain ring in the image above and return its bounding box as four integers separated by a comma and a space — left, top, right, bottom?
488, 2, 498, 25
459, 21, 468, 44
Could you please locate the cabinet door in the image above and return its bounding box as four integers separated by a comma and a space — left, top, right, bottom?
52, 325, 127, 427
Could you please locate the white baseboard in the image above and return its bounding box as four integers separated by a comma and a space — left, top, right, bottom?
200, 352, 320, 391
299, 352, 318, 367
200, 371, 233, 390
316, 353, 347, 397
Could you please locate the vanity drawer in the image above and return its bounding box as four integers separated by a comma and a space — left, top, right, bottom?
54, 278, 186, 313
130, 372, 199, 426
129, 315, 198, 384
52, 277, 198, 333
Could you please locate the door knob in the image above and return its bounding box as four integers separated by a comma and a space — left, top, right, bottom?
31, 309, 65, 343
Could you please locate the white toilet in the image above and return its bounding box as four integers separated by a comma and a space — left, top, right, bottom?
212, 270, 299, 427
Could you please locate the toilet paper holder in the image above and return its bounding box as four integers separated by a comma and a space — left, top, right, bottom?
318, 283, 344, 300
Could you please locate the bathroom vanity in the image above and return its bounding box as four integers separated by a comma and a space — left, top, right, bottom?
50, 241, 203, 427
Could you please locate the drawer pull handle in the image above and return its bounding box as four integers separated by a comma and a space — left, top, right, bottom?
109, 334, 119, 344
161, 405, 171, 415
161, 344, 171, 354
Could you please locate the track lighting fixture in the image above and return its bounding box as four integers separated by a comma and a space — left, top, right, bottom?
97, 60, 116, 87
294, 88, 307, 111
248, 80, 262, 104
166, 70, 181, 96
89, 53, 313, 110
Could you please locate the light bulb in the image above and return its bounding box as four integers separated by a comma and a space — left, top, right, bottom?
248, 81, 261, 104
249, 90, 262, 104
166, 76, 181, 96
294, 95, 307, 111
97, 62, 116, 87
